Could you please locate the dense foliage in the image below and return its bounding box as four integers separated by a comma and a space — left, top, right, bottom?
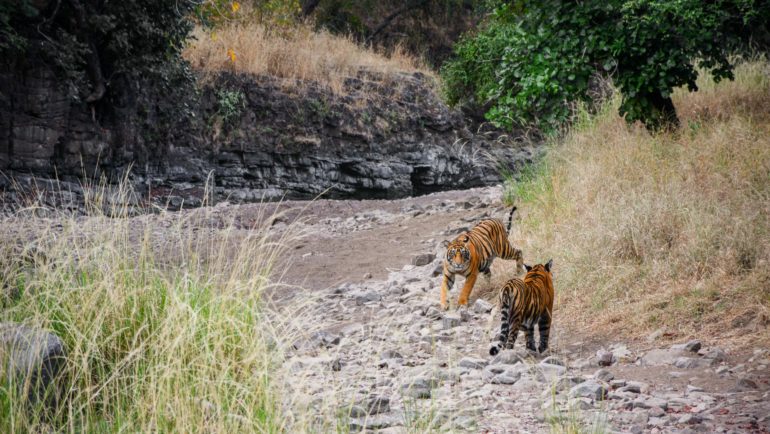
0, 0, 199, 102
442, 0, 770, 131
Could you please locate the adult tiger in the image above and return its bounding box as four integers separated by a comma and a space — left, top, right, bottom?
489, 260, 554, 355
439, 206, 524, 310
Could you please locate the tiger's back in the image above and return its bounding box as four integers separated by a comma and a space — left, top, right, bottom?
490, 260, 554, 355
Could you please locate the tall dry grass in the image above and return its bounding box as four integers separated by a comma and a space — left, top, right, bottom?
0, 182, 301, 432
184, 22, 431, 94
506, 60, 770, 347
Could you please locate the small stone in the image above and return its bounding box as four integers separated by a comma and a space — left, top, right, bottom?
702, 348, 727, 363
491, 371, 520, 385
424, 307, 443, 320
568, 397, 593, 410
363, 272, 373, 279
442, 314, 462, 329
411, 253, 436, 267
535, 363, 566, 383
380, 350, 403, 360
568, 381, 607, 401
594, 368, 615, 382
331, 359, 342, 371
541, 356, 565, 367
597, 349, 615, 366
649, 406, 666, 417
400, 377, 438, 399
490, 349, 528, 365
459, 357, 488, 370
735, 377, 758, 390
355, 292, 382, 305
647, 327, 666, 342
685, 340, 702, 352
679, 414, 702, 425
472, 298, 493, 314
609, 379, 626, 388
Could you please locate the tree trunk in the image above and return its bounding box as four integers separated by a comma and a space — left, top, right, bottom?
647, 92, 679, 131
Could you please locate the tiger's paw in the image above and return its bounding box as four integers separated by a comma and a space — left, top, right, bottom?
440, 302, 450, 311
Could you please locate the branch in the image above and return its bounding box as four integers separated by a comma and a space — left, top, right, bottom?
365, 0, 428, 45
301, 0, 321, 17
68, 0, 106, 103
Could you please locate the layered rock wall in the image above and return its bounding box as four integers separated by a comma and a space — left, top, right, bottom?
1, 56, 537, 209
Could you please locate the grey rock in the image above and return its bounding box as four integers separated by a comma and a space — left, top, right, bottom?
568, 397, 594, 410
424, 306, 443, 320
597, 349, 615, 366
472, 298, 493, 314
458, 357, 488, 369
679, 414, 702, 425
735, 377, 758, 390
411, 253, 436, 267
568, 381, 607, 401
685, 340, 703, 352
490, 349, 529, 365
400, 377, 439, 399
674, 357, 713, 369
535, 363, 566, 383
594, 368, 615, 382
703, 348, 727, 363
0, 323, 66, 406
349, 395, 390, 416
380, 350, 403, 360
349, 414, 403, 431
442, 313, 462, 329
355, 292, 382, 305
491, 371, 521, 385
540, 356, 565, 367
641, 348, 686, 366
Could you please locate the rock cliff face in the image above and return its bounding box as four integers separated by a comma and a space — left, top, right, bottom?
0, 56, 537, 210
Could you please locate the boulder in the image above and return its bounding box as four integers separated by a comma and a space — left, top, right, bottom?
0, 323, 66, 406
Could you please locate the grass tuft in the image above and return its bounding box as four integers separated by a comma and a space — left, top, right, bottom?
0, 180, 296, 432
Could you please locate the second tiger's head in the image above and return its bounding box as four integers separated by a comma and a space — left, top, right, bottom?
442, 235, 471, 272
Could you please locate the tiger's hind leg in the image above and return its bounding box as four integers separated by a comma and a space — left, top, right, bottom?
537, 311, 552, 353
522, 320, 537, 352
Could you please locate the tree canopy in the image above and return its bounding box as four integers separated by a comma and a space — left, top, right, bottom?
442, 0, 770, 131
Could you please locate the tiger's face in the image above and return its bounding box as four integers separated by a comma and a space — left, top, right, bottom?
443, 235, 471, 272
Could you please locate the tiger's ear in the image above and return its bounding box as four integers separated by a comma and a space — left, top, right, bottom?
524, 264, 532, 272
462, 235, 470, 243
545, 259, 553, 272
441, 240, 450, 248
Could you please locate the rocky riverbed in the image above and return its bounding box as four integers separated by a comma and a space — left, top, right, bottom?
2, 185, 769, 433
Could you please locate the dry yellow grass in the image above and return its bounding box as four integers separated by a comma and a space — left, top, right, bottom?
506, 60, 770, 349
183, 22, 432, 93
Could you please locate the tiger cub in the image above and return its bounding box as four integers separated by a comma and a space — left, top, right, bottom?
440, 206, 525, 310
489, 259, 554, 355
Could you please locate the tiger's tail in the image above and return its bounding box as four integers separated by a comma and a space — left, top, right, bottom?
506, 206, 517, 234
489, 287, 514, 356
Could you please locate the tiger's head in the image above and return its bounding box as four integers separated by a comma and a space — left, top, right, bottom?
524, 259, 553, 275
442, 235, 472, 272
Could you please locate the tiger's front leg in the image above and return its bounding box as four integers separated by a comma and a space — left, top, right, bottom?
456, 271, 478, 307
439, 266, 455, 310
